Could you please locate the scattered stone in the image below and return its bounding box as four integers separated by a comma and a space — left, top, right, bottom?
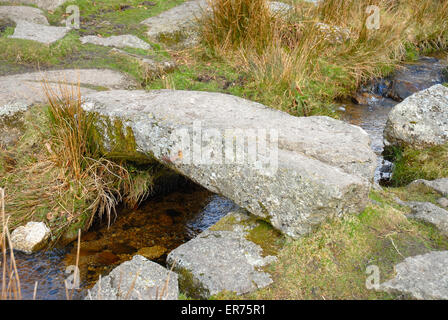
438, 198, 448, 208
384, 84, 448, 149
315, 22, 351, 44
80, 35, 152, 50
9, 20, 69, 45
167, 209, 277, 298
141, 0, 207, 47
2, 0, 69, 11
0, 6, 49, 25
268, 2, 293, 16
378, 251, 448, 300
86, 255, 178, 300
10, 222, 51, 254
404, 201, 448, 236
410, 178, 448, 197
108, 48, 176, 80
137, 246, 167, 260
82, 89, 376, 238
0, 69, 138, 109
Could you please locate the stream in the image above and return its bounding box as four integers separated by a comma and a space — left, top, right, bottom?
3, 54, 447, 300
4, 184, 238, 300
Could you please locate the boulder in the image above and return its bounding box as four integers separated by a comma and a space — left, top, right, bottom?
10, 221, 50, 254
86, 255, 178, 300
167, 209, 277, 298
410, 178, 448, 197
0, 6, 49, 25
378, 251, 448, 300
404, 201, 448, 236
2, 0, 69, 11
384, 84, 448, 149
387, 57, 448, 102
9, 20, 69, 44
81, 89, 377, 238
80, 35, 152, 50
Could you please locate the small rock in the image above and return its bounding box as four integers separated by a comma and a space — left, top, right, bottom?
94, 251, 120, 265
9, 20, 69, 45
10, 222, 50, 254
137, 246, 167, 260
404, 201, 448, 236
80, 35, 152, 50
0, 6, 49, 25
438, 198, 448, 208
378, 251, 448, 300
410, 178, 448, 197
387, 57, 448, 102
86, 255, 178, 300
81, 240, 107, 252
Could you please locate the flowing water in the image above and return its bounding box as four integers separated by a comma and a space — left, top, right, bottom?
3, 183, 238, 300
339, 55, 447, 183
3, 54, 447, 300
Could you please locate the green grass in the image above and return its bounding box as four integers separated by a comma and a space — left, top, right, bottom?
213, 189, 448, 300
388, 144, 448, 186
47, 0, 185, 38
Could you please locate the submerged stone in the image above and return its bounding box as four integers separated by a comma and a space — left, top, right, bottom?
0, 6, 49, 25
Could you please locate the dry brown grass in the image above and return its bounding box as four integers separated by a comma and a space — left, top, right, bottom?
199, 0, 448, 114
1, 188, 21, 300
0, 77, 155, 244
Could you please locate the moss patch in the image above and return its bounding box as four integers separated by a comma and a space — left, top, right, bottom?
387, 144, 448, 186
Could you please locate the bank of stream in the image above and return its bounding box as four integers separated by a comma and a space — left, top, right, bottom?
6, 183, 238, 300
3, 54, 447, 300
